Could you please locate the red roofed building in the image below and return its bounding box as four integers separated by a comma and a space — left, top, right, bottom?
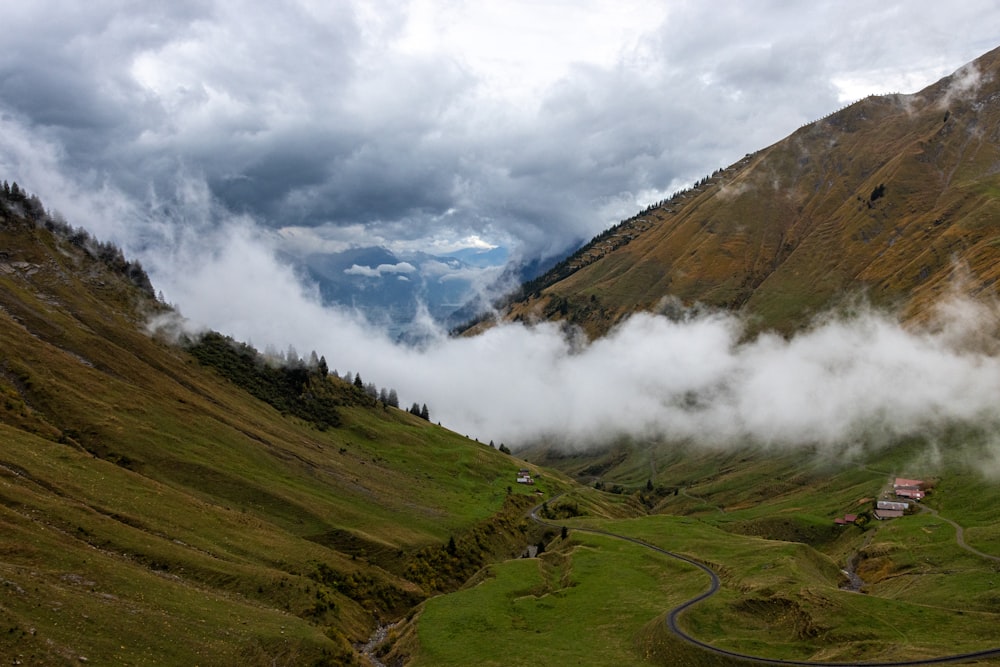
893, 478, 925, 501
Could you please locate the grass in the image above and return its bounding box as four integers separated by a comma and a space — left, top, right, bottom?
399, 433, 1000, 665
403, 531, 707, 666
0, 212, 573, 664
8, 181, 1000, 664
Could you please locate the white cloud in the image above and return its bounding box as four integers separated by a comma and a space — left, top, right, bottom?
343, 264, 380, 278
125, 191, 1000, 459
343, 262, 417, 277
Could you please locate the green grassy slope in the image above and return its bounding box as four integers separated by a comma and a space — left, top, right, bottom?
395, 440, 1000, 665
0, 197, 567, 664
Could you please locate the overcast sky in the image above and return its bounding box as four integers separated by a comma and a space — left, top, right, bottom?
5, 1, 1000, 455
3, 1, 999, 264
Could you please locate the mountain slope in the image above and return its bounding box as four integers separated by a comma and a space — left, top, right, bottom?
0, 189, 560, 665
497, 45, 1000, 337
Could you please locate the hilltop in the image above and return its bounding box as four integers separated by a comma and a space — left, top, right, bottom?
0, 185, 564, 665
485, 45, 1000, 337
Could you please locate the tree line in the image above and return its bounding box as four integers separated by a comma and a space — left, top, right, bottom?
2, 179, 436, 429
0, 180, 155, 298
333, 369, 430, 421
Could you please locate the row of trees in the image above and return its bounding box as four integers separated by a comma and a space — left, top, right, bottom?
335, 370, 431, 421
188, 337, 434, 427
1, 180, 155, 298
408, 402, 430, 420
4, 179, 438, 431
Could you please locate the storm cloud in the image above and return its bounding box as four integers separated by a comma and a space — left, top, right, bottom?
3, 1, 999, 265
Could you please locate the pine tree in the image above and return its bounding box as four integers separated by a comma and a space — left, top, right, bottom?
419, 403, 430, 421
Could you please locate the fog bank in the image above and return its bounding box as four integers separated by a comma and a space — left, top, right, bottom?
146, 218, 1000, 455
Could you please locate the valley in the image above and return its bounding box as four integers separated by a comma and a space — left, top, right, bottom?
5, 41, 1000, 667
390, 442, 1000, 666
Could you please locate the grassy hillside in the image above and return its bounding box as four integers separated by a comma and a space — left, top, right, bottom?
7, 46, 1000, 666
0, 191, 567, 664
489, 45, 1000, 337
392, 439, 1000, 665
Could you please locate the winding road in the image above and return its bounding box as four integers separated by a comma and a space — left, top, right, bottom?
918, 504, 1000, 563
529, 497, 1000, 666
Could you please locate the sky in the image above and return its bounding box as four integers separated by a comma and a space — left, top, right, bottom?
4, 1, 1000, 459
3, 1, 998, 263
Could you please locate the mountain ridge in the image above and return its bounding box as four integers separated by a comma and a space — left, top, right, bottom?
488, 44, 1000, 337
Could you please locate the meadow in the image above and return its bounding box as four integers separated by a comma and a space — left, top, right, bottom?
393, 441, 1000, 666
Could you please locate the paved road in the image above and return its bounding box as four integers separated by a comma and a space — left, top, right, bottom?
529, 497, 1000, 666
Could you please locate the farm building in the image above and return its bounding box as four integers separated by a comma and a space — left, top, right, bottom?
516, 469, 534, 484
893, 477, 925, 501
874, 509, 904, 520
877, 500, 909, 512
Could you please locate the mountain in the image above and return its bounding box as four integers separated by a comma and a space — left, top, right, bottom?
490, 45, 1000, 338
0, 185, 561, 665
294, 244, 509, 338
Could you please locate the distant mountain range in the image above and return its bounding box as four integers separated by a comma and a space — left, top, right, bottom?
483, 45, 1000, 337
293, 242, 561, 338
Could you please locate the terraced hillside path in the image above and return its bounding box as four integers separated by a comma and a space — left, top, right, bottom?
529, 496, 1000, 666
919, 505, 1000, 563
